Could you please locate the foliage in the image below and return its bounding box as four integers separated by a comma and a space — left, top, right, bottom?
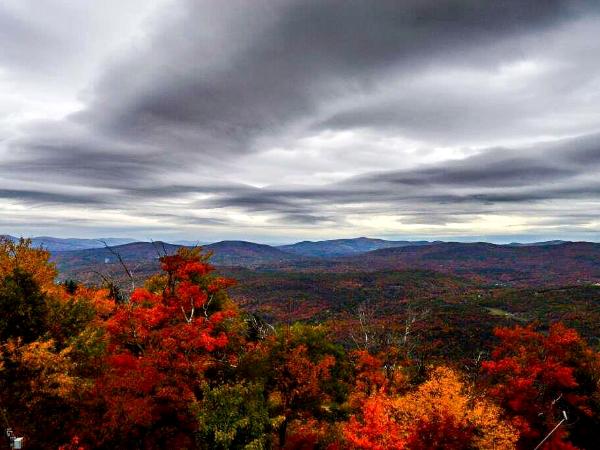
195, 382, 271, 449
482, 323, 600, 449
89, 248, 239, 448
0, 238, 599, 449
0, 240, 106, 448
0, 268, 49, 342
344, 366, 518, 450
0, 237, 58, 294
238, 323, 345, 447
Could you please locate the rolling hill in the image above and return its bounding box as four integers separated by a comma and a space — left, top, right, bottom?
2, 235, 135, 252
205, 240, 302, 266
51, 240, 305, 282
276, 237, 432, 258
324, 241, 600, 286
51, 241, 182, 272
48, 238, 600, 288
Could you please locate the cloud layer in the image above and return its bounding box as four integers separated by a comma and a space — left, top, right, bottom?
1, 0, 599, 242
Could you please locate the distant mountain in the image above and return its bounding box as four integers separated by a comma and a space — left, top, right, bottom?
52, 241, 181, 265
4, 234, 582, 255
277, 237, 432, 258
171, 239, 208, 247
51, 240, 302, 281
1, 235, 136, 252
49, 239, 600, 288
49, 241, 182, 283
324, 241, 600, 286
506, 240, 569, 247
205, 240, 301, 266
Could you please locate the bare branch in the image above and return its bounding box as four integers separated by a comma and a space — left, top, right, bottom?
150, 239, 165, 259
101, 240, 135, 294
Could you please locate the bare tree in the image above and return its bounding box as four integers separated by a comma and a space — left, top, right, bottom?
350, 299, 381, 352
96, 241, 144, 301
100, 241, 135, 292
400, 302, 430, 359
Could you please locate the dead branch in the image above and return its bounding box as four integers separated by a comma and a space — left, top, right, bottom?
100, 240, 135, 294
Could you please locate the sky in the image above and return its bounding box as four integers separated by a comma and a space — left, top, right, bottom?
1, 0, 600, 244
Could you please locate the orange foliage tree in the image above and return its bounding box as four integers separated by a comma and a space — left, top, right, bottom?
237, 323, 346, 448
0, 237, 58, 294
269, 343, 336, 447
0, 238, 107, 448
344, 366, 517, 450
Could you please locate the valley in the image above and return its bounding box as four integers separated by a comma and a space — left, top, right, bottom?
47, 237, 600, 361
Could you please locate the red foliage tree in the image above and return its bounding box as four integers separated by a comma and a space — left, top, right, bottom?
344, 392, 406, 450
269, 342, 336, 447
482, 323, 600, 449
89, 248, 238, 448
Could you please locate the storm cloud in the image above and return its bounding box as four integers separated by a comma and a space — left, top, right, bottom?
1, 0, 599, 242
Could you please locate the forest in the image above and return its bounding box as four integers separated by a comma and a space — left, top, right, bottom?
0, 237, 599, 449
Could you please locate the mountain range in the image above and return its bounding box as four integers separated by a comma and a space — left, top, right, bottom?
276, 237, 433, 257
6, 235, 434, 256
5, 234, 578, 256
1, 235, 136, 252
41, 237, 600, 288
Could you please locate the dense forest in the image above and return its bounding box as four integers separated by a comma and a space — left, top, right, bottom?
0, 237, 599, 449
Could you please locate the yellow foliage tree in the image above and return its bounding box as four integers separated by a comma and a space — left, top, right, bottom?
0, 237, 108, 447
345, 366, 518, 449
3, 339, 79, 404
0, 237, 57, 294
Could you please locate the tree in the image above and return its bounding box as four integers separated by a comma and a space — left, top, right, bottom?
194, 381, 271, 449
0, 269, 48, 342
0, 238, 105, 448
90, 248, 239, 448
0, 237, 57, 294
269, 343, 336, 447
238, 323, 345, 448
482, 323, 600, 449
344, 366, 517, 449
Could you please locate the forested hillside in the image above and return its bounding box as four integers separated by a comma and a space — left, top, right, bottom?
1, 237, 599, 449
51, 240, 600, 288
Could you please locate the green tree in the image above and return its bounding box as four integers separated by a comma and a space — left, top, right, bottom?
0, 268, 48, 342
195, 382, 271, 449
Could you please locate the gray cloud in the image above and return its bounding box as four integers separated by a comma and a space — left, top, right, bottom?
80, 0, 600, 151
0, 189, 106, 206
196, 133, 600, 225
1, 1, 600, 239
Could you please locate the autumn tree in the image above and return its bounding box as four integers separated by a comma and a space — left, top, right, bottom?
482, 323, 600, 449
194, 381, 272, 449
237, 323, 347, 448
344, 366, 517, 449
350, 299, 430, 383
0, 237, 57, 294
347, 349, 407, 411
0, 238, 106, 448
89, 248, 239, 448
269, 343, 336, 447
0, 269, 48, 343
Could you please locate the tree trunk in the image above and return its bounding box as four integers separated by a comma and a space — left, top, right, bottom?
278, 416, 289, 448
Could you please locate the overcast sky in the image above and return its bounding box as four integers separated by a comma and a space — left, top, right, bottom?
1, 0, 600, 243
